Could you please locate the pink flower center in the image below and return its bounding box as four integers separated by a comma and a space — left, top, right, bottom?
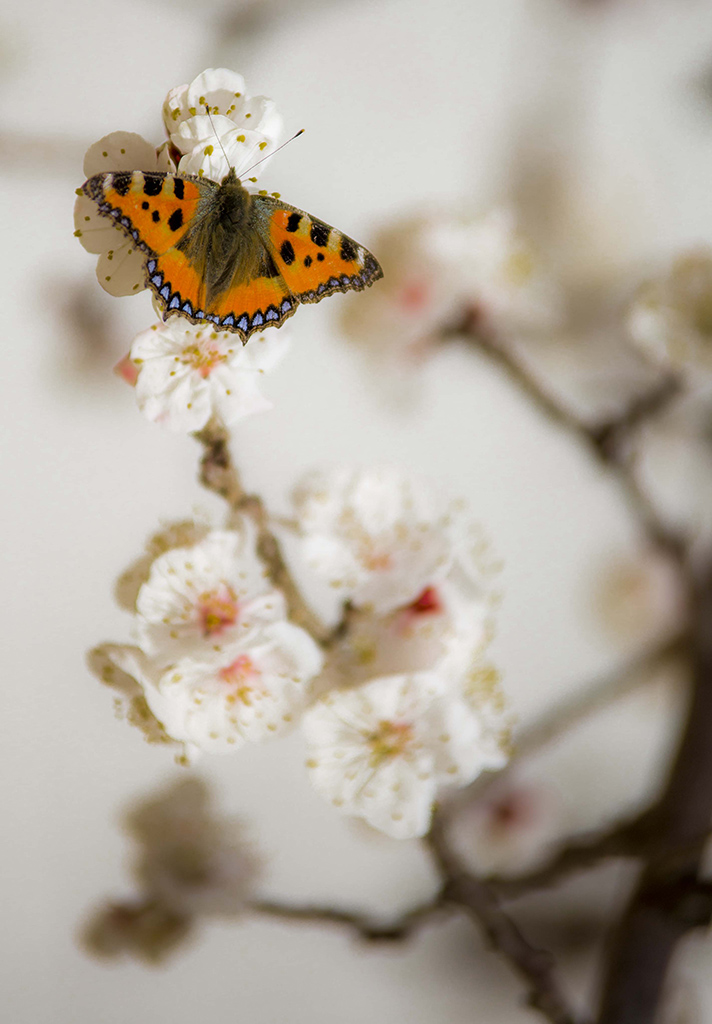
197, 584, 239, 637
368, 720, 413, 765
181, 338, 226, 378
219, 654, 259, 705
398, 278, 430, 313
408, 586, 442, 616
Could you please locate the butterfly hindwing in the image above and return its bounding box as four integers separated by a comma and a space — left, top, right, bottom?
256, 196, 383, 303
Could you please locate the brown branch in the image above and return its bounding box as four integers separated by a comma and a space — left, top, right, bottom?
248, 895, 448, 942
463, 333, 685, 558
193, 420, 327, 641
438, 634, 689, 822
426, 820, 584, 1024
489, 812, 651, 901
596, 565, 712, 1023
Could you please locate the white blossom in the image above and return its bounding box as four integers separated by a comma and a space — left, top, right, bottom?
129, 319, 290, 432
341, 209, 562, 367
135, 525, 283, 661
162, 67, 282, 182
303, 672, 507, 839
447, 774, 562, 877
291, 467, 455, 614
153, 622, 323, 752
628, 250, 712, 377
74, 131, 173, 297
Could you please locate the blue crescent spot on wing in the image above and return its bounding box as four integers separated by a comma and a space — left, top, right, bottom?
182, 301, 193, 316
237, 316, 249, 332
222, 315, 234, 327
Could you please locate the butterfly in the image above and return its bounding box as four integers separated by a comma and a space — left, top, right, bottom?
81, 165, 383, 341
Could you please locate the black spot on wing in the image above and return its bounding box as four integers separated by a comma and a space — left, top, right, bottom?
286, 212, 301, 233
304, 255, 312, 267
168, 209, 183, 232
112, 172, 132, 197
317, 253, 325, 262
280, 240, 295, 265
141, 201, 149, 210
152, 210, 160, 223
340, 236, 358, 262
173, 178, 185, 200
310, 220, 330, 247
143, 176, 163, 197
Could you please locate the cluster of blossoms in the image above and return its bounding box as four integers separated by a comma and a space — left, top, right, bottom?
92, 468, 509, 838
341, 209, 563, 368
74, 69, 290, 432
84, 777, 260, 962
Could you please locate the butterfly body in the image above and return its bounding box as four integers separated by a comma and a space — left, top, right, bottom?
81, 168, 383, 340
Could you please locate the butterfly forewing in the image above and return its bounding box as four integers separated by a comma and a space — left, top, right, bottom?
257, 196, 383, 304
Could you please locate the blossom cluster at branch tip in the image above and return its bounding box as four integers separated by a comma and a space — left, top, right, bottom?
73, 69, 290, 429
89, 468, 508, 838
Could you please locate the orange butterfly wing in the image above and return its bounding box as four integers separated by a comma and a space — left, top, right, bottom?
82, 169, 212, 314
82, 172, 383, 340
259, 198, 383, 304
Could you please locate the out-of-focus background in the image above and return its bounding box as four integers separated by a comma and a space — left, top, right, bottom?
4, 0, 712, 1021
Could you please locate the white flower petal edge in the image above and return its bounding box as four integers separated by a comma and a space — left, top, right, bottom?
303, 672, 508, 839
130, 320, 290, 432
135, 526, 284, 661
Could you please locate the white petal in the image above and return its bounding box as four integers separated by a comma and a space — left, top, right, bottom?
83, 131, 160, 178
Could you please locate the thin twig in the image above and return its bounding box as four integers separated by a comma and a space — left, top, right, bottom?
248, 895, 448, 941
426, 819, 584, 1024
489, 812, 651, 900
463, 332, 685, 557
193, 419, 327, 641
439, 634, 689, 821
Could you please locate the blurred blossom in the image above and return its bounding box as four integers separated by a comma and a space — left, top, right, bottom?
83, 900, 191, 965
127, 319, 290, 432
593, 548, 688, 647
125, 777, 261, 916
447, 775, 562, 877
628, 250, 712, 378
74, 69, 281, 299
634, 386, 712, 551
303, 670, 508, 839
83, 777, 261, 963
340, 209, 563, 368
290, 467, 462, 614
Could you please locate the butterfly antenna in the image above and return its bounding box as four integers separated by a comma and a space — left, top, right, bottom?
204, 104, 233, 171
240, 129, 305, 180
